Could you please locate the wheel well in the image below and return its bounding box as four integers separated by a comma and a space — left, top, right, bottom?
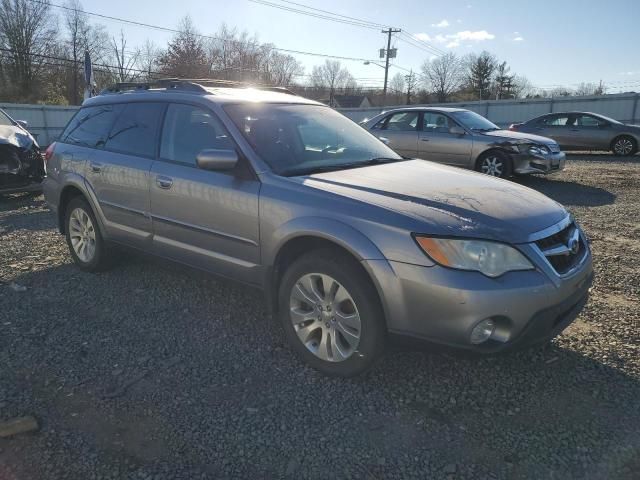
475, 148, 512, 171
268, 236, 377, 314
58, 186, 85, 233
610, 134, 637, 150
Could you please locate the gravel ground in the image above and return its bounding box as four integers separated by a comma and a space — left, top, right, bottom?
1, 154, 639, 480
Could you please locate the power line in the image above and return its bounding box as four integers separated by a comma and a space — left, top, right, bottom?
28, 0, 381, 63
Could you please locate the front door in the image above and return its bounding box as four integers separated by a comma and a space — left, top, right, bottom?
418, 111, 473, 167
149, 103, 261, 284
373, 111, 419, 158
569, 114, 614, 150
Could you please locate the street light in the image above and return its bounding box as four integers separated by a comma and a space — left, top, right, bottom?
363, 61, 385, 69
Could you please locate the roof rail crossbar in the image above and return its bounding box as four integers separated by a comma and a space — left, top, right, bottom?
100, 78, 298, 96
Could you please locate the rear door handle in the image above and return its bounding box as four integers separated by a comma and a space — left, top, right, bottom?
90, 162, 103, 173
420, 138, 430, 142
156, 176, 173, 189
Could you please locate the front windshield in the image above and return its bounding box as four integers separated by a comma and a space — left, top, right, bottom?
451, 111, 500, 131
0, 109, 14, 127
224, 103, 403, 176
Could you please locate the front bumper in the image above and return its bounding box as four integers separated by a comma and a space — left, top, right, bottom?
512, 151, 565, 175
364, 247, 592, 352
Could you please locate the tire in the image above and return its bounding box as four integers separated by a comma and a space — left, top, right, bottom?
64, 196, 111, 272
476, 151, 512, 178
277, 249, 386, 377
611, 136, 637, 156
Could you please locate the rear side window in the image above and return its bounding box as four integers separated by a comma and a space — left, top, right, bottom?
160, 104, 234, 165
105, 103, 164, 157
60, 105, 123, 148
539, 115, 570, 126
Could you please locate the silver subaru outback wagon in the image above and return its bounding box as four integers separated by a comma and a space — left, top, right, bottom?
43, 80, 593, 377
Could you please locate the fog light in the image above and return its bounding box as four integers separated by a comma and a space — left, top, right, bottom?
470, 319, 496, 344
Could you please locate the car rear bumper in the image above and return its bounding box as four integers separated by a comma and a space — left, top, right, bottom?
512, 151, 566, 175
364, 249, 593, 352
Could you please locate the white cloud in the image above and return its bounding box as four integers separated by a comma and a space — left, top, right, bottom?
431, 19, 450, 28
433, 30, 496, 47
414, 32, 431, 41
513, 36, 524, 42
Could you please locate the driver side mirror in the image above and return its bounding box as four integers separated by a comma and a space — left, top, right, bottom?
16, 120, 28, 129
196, 149, 238, 171
449, 126, 466, 136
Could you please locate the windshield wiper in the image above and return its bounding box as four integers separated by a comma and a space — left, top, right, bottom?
280, 157, 403, 176
471, 127, 500, 132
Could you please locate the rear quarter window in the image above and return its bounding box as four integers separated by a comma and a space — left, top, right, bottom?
60, 105, 123, 148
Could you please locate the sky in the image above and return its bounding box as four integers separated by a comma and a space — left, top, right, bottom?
76, 0, 640, 92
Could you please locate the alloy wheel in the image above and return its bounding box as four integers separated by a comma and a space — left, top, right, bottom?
289, 273, 361, 362
614, 138, 634, 155
480, 156, 504, 176
68, 207, 96, 263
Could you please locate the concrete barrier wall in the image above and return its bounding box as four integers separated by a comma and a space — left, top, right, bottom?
2, 92, 639, 146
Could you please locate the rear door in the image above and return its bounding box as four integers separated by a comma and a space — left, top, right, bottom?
418, 111, 473, 167
149, 103, 260, 283
570, 114, 613, 149
87, 102, 165, 246
371, 111, 419, 157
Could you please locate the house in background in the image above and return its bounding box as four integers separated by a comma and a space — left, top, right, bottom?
321, 95, 372, 108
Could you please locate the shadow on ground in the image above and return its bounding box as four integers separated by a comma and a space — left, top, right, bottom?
515, 176, 616, 207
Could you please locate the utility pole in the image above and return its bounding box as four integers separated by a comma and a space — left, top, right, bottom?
381, 28, 401, 105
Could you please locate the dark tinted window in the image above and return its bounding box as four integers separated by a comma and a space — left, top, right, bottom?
105, 103, 164, 157
160, 104, 234, 165
60, 105, 123, 148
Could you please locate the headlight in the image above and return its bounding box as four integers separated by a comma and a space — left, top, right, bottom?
414, 236, 534, 277
517, 143, 549, 155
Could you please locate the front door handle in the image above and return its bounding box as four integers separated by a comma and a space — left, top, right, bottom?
420, 138, 430, 142
156, 176, 173, 189
90, 162, 103, 173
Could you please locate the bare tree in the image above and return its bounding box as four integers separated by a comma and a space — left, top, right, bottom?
494, 61, 515, 99
158, 16, 208, 78
0, 0, 58, 101
388, 72, 405, 104
311, 60, 355, 106
63, 0, 109, 104
261, 50, 303, 86
107, 30, 139, 83
512, 75, 535, 99
404, 70, 418, 105
207, 24, 271, 82
139, 40, 159, 81
421, 53, 463, 103
574, 81, 606, 96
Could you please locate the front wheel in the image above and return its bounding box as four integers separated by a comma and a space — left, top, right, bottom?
612, 136, 637, 156
476, 151, 512, 178
278, 250, 386, 377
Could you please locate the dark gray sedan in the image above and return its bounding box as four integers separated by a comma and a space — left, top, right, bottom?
362, 107, 565, 178
510, 112, 640, 156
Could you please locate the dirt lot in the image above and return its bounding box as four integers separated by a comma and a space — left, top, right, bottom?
1, 154, 639, 480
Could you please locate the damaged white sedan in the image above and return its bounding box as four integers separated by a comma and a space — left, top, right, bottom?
0, 108, 45, 195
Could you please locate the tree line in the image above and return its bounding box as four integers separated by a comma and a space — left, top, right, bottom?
0, 0, 607, 106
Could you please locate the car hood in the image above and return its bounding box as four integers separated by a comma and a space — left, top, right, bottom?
0, 125, 36, 149
479, 129, 557, 146
300, 160, 567, 244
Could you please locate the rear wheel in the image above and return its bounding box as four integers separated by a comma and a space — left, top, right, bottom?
278, 250, 386, 377
65, 196, 111, 271
611, 136, 637, 156
476, 151, 512, 178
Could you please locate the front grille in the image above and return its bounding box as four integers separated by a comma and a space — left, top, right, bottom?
535, 223, 585, 275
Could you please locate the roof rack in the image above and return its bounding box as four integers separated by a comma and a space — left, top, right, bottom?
100, 78, 298, 96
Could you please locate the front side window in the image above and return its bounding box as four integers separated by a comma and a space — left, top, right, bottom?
383, 111, 419, 131
224, 103, 403, 176
105, 103, 164, 157
574, 114, 603, 127
160, 104, 234, 165
60, 105, 123, 148
422, 112, 453, 132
